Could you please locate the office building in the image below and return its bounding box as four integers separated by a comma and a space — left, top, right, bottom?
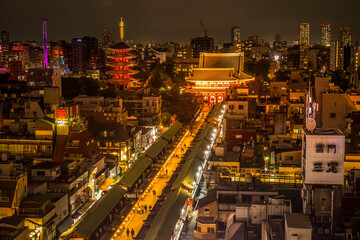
299, 22, 310, 46
321, 23, 331, 47
231, 26, 241, 45
190, 37, 214, 58
70, 36, 98, 72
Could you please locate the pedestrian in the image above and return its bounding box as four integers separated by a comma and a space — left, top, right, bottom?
142, 206, 144, 214
152, 189, 156, 196
166, 169, 168, 175
144, 204, 148, 212
149, 205, 152, 211
126, 228, 130, 237
131, 228, 135, 237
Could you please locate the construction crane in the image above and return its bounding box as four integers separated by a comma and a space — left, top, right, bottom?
199, 19, 208, 38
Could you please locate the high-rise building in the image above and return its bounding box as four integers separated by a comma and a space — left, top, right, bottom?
321, 23, 331, 47
70, 36, 98, 72
330, 40, 343, 70
299, 22, 310, 46
299, 45, 309, 69
231, 26, 240, 45
190, 37, 214, 58
274, 33, 281, 44
1, 31, 9, 47
339, 27, 351, 46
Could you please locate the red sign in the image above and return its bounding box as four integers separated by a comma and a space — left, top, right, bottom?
56, 109, 68, 120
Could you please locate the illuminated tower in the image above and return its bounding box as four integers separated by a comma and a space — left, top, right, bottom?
106, 19, 138, 88
299, 21, 310, 46
42, 19, 49, 68
119, 17, 124, 42
321, 23, 331, 47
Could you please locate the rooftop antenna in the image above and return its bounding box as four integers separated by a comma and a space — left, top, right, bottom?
42, 19, 49, 68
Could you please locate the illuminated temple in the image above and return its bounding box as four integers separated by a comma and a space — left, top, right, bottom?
186, 52, 254, 103
106, 42, 139, 87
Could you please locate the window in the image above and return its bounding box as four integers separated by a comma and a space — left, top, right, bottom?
197, 226, 201, 232
204, 208, 210, 216
285, 156, 293, 161
37, 171, 45, 176
238, 105, 244, 110
235, 135, 242, 139
229, 105, 234, 110
207, 227, 215, 233
330, 113, 336, 118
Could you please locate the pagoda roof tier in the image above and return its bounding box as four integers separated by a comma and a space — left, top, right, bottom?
108, 77, 139, 83
106, 62, 136, 67
107, 70, 139, 75
108, 42, 132, 50
107, 54, 135, 59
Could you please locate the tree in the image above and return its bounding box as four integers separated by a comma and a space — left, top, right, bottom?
245, 59, 271, 81
274, 70, 290, 82
147, 66, 173, 90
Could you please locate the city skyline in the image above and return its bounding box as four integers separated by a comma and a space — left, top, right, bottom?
0, 0, 359, 44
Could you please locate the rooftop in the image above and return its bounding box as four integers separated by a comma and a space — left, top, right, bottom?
285, 213, 312, 229
32, 161, 61, 170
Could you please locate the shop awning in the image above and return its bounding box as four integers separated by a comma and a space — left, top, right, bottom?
144, 188, 190, 240
161, 121, 183, 142
120, 156, 152, 188
145, 138, 168, 159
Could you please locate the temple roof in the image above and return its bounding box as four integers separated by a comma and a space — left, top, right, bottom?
187, 68, 253, 82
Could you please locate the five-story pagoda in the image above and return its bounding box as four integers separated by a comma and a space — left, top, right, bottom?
106, 18, 139, 88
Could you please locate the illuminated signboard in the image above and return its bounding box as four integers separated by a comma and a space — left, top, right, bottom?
55, 108, 68, 125
302, 133, 344, 185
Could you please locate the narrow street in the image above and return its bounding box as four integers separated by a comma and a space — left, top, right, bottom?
112, 107, 209, 240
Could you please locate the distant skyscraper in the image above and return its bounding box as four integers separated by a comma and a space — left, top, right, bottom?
339, 27, 351, 46
274, 33, 281, 44
299, 22, 310, 46
1, 31, 9, 47
321, 23, 331, 47
231, 26, 240, 45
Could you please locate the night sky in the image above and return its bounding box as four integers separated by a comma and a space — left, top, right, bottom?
1, 0, 359, 44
